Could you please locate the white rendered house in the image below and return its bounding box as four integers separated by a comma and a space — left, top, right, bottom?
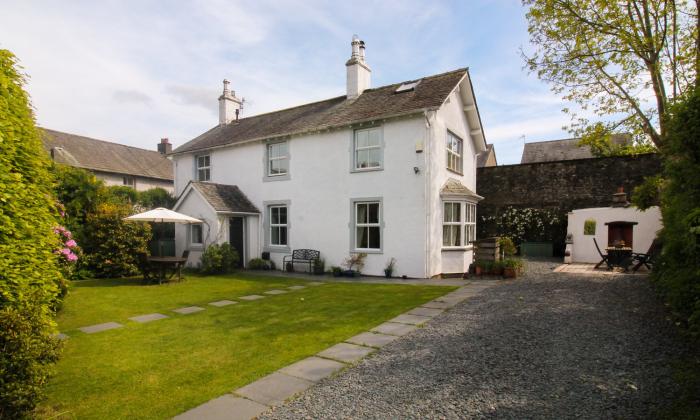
170, 36, 487, 278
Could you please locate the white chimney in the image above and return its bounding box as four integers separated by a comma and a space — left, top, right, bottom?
346, 35, 371, 99
218, 79, 244, 125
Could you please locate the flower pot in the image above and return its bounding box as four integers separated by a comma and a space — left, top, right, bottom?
384, 269, 392, 278
475, 266, 483, 276
503, 267, 516, 278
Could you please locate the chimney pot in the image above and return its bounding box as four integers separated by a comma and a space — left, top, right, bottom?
346, 35, 371, 99
157, 138, 172, 154
218, 78, 243, 125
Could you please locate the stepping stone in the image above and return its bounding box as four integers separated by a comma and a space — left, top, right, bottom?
209, 300, 237, 307
235, 372, 313, 406
371, 322, 417, 337
173, 306, 204, 315
422, 300, 456, 309
264, 289, 288, 295
239, 295, 265, 301
174, 394, 267, 420
308, 282, 324, 286
56, 333, 69, 340
79, 322, 123, 334
287, 285, 306, 290
129, 313, 168, 323
279, 356, 346, 382
389, 313, 432, 325
317, 342, 375, 363
408, 307, 444, 317
346, 331, 399, 348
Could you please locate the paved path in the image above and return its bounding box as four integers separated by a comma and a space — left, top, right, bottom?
262, 261, 685, 419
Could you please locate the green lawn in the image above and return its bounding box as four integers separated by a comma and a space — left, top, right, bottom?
41, 274, 454, 419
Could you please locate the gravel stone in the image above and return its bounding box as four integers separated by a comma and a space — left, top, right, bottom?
261, 259, 684, 419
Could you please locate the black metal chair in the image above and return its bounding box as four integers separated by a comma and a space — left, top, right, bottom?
631, 239, 661, 272
593, 238, 612, 270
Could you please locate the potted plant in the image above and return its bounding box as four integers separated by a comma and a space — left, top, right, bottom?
503, 258, 523, 278
342, 252, 367, 277
331, 266, 342, 277
492, 260, 505, 276
384, 258, 396, 278
313, 258, 325, 275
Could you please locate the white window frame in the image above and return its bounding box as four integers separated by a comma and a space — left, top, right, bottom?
122, 176, 136, 188
266, 142, 289, 177
196, 155, 211, 181
442, 201, 477, 250
190, 224, 203, 246
354, 201, 382, 251
269, 205, 288, 247
352, 127, 383, 172
442, 202, 462, 248
446, 131, 463, 174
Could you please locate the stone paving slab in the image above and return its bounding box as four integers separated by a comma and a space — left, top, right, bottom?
408, 307, 444, 317
317, 342, 375, 364
79, 322, 123, 334
345, 331, 399, 348
287, 285, 306, 290
174, 394, 267, 420
173, 306, 204, 315
56, 333, 69, 340
421, 300, 457, 309
389, 313, 433, 325
371, 322, 418, 337
264, 289, 288, 295
209, 300, 237, 307
239, 295, 265, 301
308, 282, 324, 286
129, 313, 168, 323
279, 356, 346, 382
235, 372, 313, 406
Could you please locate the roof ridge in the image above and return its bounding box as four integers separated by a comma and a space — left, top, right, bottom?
524, 137, 580, 145
41, 128, 165, 156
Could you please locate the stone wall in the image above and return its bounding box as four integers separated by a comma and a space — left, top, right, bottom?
476, 153, 662, 254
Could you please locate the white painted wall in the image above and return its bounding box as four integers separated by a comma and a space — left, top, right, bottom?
94, 170, 174, 193
567, 206, 662, 263
174, 188, 221, 266
173, 117, 429, 277
427, 89, 479, 276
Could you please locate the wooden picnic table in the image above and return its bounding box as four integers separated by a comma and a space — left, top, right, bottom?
148, 256, 187, 283
605, 247, 633, 271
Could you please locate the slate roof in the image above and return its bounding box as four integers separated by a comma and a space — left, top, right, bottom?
173, 68, 469, 155
440, 178, 482, 199
477, 143, 496, 167
41, 129, 173, 181
520, 135, 629, 164
190, 181, 259, 214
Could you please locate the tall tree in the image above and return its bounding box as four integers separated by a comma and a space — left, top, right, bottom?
523, 0, 699, 149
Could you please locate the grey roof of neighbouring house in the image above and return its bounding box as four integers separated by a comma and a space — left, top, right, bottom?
172, 68, 471, 155
477, 143, 496, 167
41, 128, 173, 181
520, 135, 630, 164
190, 181, 259, 214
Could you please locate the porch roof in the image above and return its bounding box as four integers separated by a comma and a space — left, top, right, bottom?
189, 181, 260, 214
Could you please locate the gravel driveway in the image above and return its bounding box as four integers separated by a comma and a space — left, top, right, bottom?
262, 260, 684, 419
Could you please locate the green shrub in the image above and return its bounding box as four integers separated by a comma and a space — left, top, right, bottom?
313, 258, 326, 275
138, 188, 176, 209
201, 243, 240, 274
583, 219, 596, 235
248, 258, 272, 270
80, 203, 151, 278
0, 49, 65, 418
498, 237, 517, 256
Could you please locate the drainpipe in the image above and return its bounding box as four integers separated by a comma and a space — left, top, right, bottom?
423, 110, 434, 278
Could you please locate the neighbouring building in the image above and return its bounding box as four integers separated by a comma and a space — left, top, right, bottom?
42, 129, 174, 192
170, 36, 488, 278
477, 143, 497, 167
520, 135, 629, 164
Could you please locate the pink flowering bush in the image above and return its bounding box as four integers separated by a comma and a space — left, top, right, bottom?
54, 225, 80, 284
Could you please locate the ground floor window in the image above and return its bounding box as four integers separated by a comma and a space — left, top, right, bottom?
442, 201, 477, 248
355, 201, 381, 250
190, 224, 203, 245
269, 205, 288, 246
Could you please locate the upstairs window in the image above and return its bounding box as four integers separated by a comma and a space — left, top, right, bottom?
267, 142, 289, 177
269, 205, 288, 246
354, 127, 382, 170
446, 132, 463, 173
196, 155, 211, 181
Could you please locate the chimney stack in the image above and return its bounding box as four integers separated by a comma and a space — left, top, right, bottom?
611, 186, 630, 207
218, 79, 243, 125
158, 138, 172, 155
346, 35, 371, 99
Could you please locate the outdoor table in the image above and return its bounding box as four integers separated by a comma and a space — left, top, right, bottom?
605, 247, 633, 271
148, 256, 187, 283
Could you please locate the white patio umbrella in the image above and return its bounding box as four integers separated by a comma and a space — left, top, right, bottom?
124, 207, 202, 224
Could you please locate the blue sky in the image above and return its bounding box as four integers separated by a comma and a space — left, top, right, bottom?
0, 0, 573, 164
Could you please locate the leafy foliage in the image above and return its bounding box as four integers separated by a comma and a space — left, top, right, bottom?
632, 174, 665, 209
0, 49, 64, 418
652, 87, 700, 335
80, 203, 151, 278
200, 243, 240, 274
138, 187, 176, 209
481, 207, 564, 247
523, 0, 699, 148
583, 219, 597, 235
248, 258, 274, 270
